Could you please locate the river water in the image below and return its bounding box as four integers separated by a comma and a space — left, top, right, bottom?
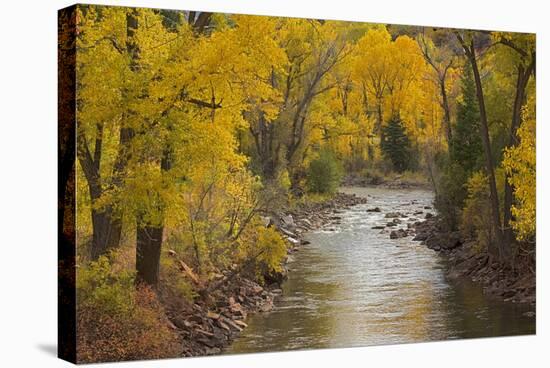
227, 187, 535, 354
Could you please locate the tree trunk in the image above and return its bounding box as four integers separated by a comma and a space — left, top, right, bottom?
503, 61, 534, 256
136, 223, 164, 287
376, 99, 383, 134
135, 148, 171, 287
135, 9, 214, 287
440, 79, 452, 144
466, 40, 504, 260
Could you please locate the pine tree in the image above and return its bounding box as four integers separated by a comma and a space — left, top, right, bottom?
435, 65, 484, 231
380, 114, 411, 172
450, 65, 483, 174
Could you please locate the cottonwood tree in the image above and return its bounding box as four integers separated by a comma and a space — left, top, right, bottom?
492, 32, 535, 254
454, 30, 504, 261
417, 28, 457, 144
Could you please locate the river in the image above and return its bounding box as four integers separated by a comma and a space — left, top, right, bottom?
227, 187, 535, 354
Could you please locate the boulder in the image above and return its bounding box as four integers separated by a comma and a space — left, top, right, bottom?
390, 229, 408, 239
440, 231, 462, 250
233, 319, 248, 328
216, 319, 231, 332
425, 234, 443, 249
251, 285, 263, 294
260, 300, 274, 312
367, 207, 382, 212
260, 216, 273, 228
281, 214, 295, 228
413, 233, 429, 241
300, 218, 313, 228
223, 318, 244, 331
279, 226, 296, 238
206, 311, 220, 320
286, 236, 300, 245
425, 231, 462, 250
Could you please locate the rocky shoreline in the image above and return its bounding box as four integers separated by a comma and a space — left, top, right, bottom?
167, 192, 368, 357
168, 190, 534, 357
352, 196, 535, 309
366, 200, 535, 307
410, 216, 535, 306
343, 174, 431, 190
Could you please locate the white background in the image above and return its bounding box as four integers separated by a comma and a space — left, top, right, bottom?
0, 0, 547, 366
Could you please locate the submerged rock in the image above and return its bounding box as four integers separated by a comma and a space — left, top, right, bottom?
385, 212, 402, 218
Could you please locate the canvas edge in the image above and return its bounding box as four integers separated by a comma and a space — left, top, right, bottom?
58, 3, 78, 364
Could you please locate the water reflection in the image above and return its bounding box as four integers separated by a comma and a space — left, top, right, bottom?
227, 187, 535, 354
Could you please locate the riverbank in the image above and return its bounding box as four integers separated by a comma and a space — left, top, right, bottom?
343, 172, 432, 190
167, 192, 368, 357
410, 216, 535, 306
365, 189, 535, 307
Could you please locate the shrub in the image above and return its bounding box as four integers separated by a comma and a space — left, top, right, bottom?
160, 255, 197, 303
434, 160, 468, 231
460, 170, 505, 254
76, 255, 179, 363
360, 167, 385, 185
255, 226, 288, 275
306, 149, 343, 194
236, 223, 288, 284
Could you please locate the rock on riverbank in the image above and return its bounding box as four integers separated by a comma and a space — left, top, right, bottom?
409, 216, 535, 306
169, 274, 277, 357
171, 191, 368, 357
343, 174, 431, 190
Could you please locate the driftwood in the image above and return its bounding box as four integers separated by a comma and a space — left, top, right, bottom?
179, 260, 202, 286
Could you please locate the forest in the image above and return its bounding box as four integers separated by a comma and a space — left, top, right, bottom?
59, 4, 535, 363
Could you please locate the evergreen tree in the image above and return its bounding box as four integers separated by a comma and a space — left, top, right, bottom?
380, 114, 411, 172
435, 65, 484, 231
450, 65, 483, 174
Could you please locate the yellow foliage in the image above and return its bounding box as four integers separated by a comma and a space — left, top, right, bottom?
503, 98, 536, 241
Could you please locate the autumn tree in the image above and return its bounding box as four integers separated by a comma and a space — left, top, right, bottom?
352, 27, 392, 133
503, 97, 536, 241
417, 28, 457, 144
76, 6, 139, 260
492, 32, 535, 251
455, 30, 505, 261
